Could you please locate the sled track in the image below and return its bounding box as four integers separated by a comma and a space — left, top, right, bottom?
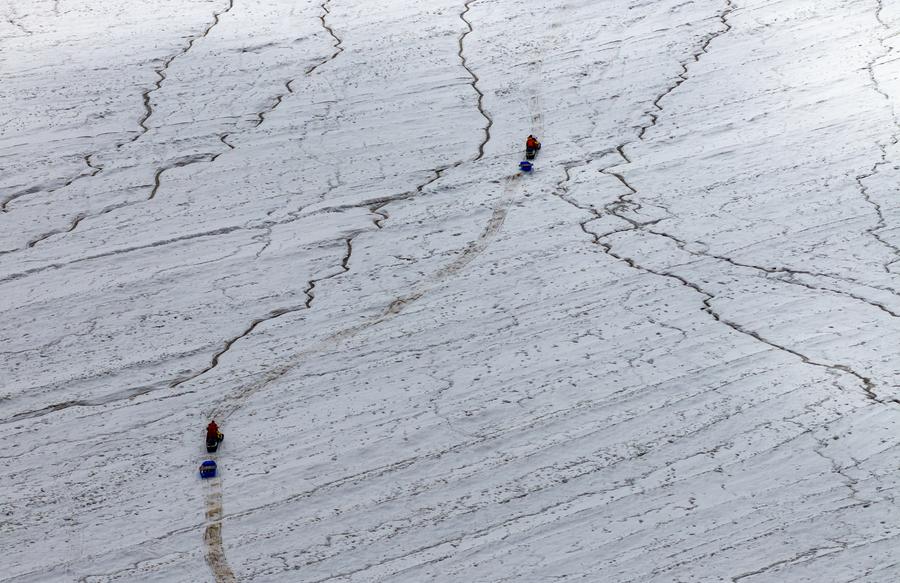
199, 177, 518, 578
528, 56, 545, 137
196, 161, 517, 579
458, 0, 492, 161
204, 476, 238, 583
208, 175, 516, 421
196, 6, 511, 562
384, 183, 512, 315
551, 0, 896, 406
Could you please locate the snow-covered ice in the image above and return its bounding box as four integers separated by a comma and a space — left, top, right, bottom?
2, 0, 900, 581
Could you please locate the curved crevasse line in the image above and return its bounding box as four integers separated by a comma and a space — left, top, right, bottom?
254, 79, 295, 127
171, 239, 353, 390
854, 167, 899, 273
254, 0, 344, 128
573, 0, 888, 404
5, 12, 33, 36
458, 0, 493, 161
641, 224, 900, 319
26, 213, 88, 248
9, 1, 236, 242
367, 162, 463, 229
1, 186, 41, 213
35, 0, 342, 246
198, 237, 351, 583
305, 0, 344, 76
127, 0, 237, 143
147, 154, 218, 200
25, 153, 216, 248
635, 1, 734, 142
1, 154, 103, 213
207, 168, 518, 425
556, 158, 886, 405
210, 133, 236, 161
857, 0, 900, 272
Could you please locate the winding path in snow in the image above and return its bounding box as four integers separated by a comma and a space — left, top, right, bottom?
199, 5, 515, 574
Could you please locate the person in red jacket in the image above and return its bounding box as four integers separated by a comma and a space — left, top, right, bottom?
526, 135, 540, 150
206, 420, 219, 442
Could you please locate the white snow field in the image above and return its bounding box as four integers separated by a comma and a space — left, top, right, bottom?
3, 0, 900, 580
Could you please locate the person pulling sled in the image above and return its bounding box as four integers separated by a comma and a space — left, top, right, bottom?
206, 420, 224, 452
525, 135, 541, 160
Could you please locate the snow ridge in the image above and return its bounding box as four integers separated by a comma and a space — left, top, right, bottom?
458, 0, 492, 161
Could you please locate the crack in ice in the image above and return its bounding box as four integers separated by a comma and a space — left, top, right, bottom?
458, 0, 493, 161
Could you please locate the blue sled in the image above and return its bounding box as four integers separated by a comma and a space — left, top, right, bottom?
200, 460, 217, 479
519, 160, 533, 172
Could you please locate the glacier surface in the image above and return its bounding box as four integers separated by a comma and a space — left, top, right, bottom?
2, 0, 900, 581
